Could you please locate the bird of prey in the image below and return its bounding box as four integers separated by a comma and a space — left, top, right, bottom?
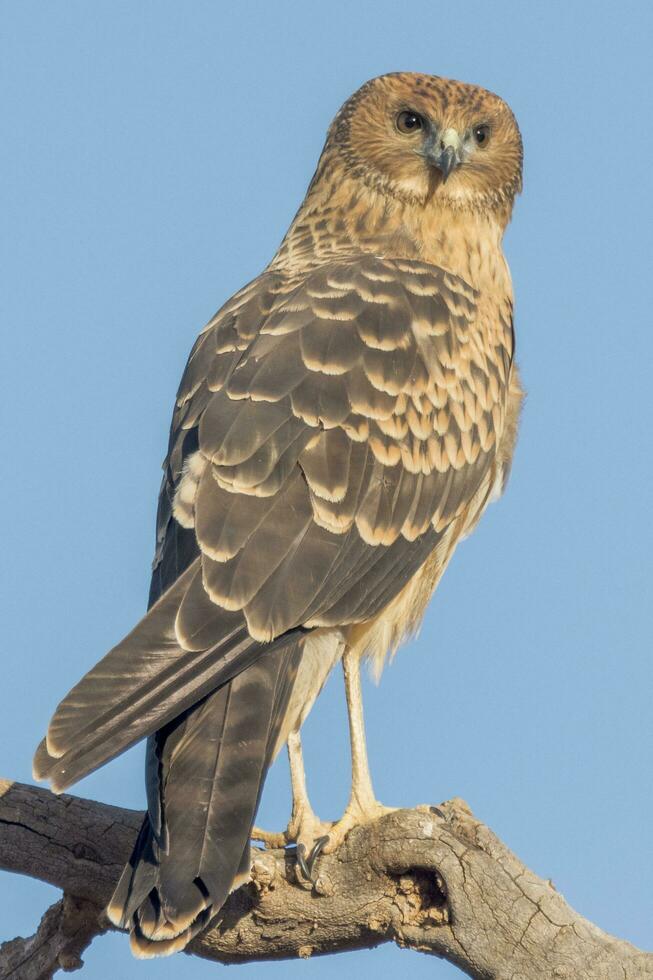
34, 72, 524, 957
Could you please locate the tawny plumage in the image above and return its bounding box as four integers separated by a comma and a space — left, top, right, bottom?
34, 72, 524, 957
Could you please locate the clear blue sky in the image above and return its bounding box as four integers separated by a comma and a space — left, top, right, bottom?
1, 2, 651, 976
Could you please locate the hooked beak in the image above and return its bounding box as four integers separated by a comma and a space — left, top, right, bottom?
428, 128, 463, 182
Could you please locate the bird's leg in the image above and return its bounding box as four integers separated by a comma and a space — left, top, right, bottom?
343, 649, 378, 813
251, 730, 329, 857
253, 654, 394, 868
320, 649, 395, 854
284, 729, 331, 877
286, 730, 324, 839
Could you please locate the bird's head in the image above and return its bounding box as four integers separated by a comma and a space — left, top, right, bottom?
326, 72, 522, 216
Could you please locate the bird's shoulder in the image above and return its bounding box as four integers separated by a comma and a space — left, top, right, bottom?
174, 251, 513, 450
146, 253, 515, 638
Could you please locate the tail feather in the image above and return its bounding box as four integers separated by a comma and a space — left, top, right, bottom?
43, 561, 200, 761
107, 639, 303, 955
129, 908, 214, 959
33, 561, 298, 793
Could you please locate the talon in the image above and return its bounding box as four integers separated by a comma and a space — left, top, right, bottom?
295, 842, 312, 882
306, 834, 330, 877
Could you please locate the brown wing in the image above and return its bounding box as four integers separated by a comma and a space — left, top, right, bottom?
37, 254, 512, 788
161, 254, 513, 644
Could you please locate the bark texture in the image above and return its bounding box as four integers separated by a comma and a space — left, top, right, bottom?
0, 778, 650, 979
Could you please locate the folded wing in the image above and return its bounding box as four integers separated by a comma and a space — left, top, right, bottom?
36, 255, 512, 794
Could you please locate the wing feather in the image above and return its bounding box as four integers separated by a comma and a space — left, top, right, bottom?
36, 255, 513, 794
162, 255, 513, 645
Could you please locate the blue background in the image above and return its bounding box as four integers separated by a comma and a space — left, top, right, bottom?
1, 2, 651, 977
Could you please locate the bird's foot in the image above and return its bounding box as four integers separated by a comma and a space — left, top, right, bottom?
319, 797, 396, 855
252, 805, 332, 882
288, 804, 333, 882
253, 799, 396, 881
250, 826, 288, 848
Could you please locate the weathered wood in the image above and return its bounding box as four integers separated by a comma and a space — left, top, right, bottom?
0, 896, 104, 980
1, 779, 651, 979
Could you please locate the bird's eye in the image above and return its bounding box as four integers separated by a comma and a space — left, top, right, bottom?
473, 124, 491, 147
396, 110, 424, 134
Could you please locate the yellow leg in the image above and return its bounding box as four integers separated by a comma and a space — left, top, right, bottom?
251, 730, 328, 849
253, 651, 393, 860
321, 650, 395, 853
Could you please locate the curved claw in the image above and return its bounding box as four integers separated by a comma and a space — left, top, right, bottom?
295, 843, 312, 882
295, 834, 330, 883
306, 834, 330, 877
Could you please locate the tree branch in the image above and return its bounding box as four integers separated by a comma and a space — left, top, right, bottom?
1, 778, 651, 979
0, 896, 104, 980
